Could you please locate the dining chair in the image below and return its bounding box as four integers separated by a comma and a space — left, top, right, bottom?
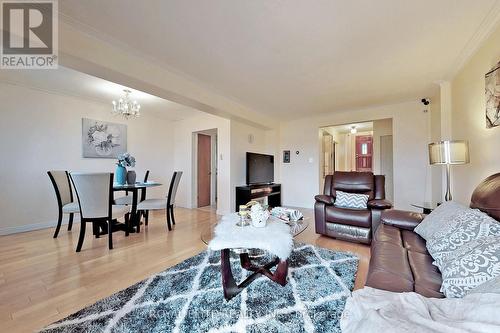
114, 170, 150, 205
137, 171, 182, 231
47, 170, 79, 238
70, 172, 130, 252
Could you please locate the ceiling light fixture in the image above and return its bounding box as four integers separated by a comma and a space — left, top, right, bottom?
350, 126, 357, 134
112, 89, 141, 119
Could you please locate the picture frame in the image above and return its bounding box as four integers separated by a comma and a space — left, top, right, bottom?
485, 61, 500, 128
82, 118, 127, 158
283, 150, 290, 163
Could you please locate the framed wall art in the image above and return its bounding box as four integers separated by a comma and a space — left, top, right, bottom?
486, 61, 500, 128
82, 118, 127, 158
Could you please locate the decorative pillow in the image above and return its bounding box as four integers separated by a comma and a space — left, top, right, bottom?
334, 191, 369, 209
467, 276, 500, 295
426, 209, 500, 269
440, 235, 500, 298
414, 201, 468, 241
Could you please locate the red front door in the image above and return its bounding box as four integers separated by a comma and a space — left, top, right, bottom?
355, 135, 373, 172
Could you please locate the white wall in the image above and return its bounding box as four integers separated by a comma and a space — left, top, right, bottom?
230, 120, 274, 211
172, 113, 231, 215
429, 94, 442, 203
450, 23, 500, 204
279, 101, 430, 211
0, 82, 174, 234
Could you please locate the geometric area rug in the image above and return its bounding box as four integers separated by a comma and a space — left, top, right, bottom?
40, 243, 358, 333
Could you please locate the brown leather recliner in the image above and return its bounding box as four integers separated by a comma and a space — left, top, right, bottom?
366, 172, 500, 298
314, 171, 392, 244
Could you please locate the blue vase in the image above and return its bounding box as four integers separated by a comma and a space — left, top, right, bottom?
115, 165, 127, 185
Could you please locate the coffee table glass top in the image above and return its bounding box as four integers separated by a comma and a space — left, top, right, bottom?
411, 202, 439, 210
201, 217, 309, 246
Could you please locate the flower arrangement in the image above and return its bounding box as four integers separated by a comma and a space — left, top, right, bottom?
250, 203, 270, 228
117, 153, 136, 168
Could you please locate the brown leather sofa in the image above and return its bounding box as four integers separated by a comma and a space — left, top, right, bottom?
366, 172, 500, 298
314, 172, 392, 244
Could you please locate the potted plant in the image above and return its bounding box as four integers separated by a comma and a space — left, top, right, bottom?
116, 153, 136, 185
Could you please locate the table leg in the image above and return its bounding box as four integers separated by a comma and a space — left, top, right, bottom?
240, 253, 288, 286
131, 189, 139, 232
220, 249, 289, 301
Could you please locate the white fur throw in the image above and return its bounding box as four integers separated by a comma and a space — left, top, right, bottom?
341, 287, 500, 333
208, 213, 294, 259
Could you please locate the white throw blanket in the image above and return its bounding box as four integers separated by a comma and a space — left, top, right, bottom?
208, 213, 293, 259
340, 287, 500, 333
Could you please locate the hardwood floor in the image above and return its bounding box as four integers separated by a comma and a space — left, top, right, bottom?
0, 207, 369, 332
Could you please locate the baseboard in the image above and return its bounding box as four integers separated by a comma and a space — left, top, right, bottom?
0, 218, 80, 236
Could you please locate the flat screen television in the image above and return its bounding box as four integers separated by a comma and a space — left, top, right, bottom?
246, 152, 274, 185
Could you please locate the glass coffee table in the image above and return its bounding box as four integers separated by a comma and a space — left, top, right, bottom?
201, 217, 309, 247
411, 202, 441, 214
203, 214, 309, 300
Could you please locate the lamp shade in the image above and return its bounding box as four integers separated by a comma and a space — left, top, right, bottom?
428, 140, 470, 165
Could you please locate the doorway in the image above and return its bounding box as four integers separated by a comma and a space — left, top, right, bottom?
355, 135, 373, 172
197, 134, 211, 207
318, 119, 393, 200
194, 129, 217, 208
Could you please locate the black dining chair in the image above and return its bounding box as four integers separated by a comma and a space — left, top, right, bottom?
137, 171, 182, 231
47, 170, 79, 238
70, 172, 130, 252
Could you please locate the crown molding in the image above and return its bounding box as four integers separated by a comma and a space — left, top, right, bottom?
444, 0, 500, 80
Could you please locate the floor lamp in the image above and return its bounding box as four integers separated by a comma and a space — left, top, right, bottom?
428, 140, 470, 201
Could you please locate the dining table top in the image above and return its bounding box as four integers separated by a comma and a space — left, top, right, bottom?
113, 181, 162, 190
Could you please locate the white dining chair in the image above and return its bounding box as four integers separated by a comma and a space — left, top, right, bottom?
137, 171, 182, 231
70, 172, 130, 252
47, 170, 79, 238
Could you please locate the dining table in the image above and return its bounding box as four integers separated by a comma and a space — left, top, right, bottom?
113, 181, 162, 233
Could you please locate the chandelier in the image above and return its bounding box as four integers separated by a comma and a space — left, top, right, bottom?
112, 89, 141, 119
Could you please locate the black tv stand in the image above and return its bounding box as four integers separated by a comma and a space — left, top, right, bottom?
235, 184, 281, 211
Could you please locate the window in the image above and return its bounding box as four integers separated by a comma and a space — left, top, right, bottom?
361, 143, 368, 155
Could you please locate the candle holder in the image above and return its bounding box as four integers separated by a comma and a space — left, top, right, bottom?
236, 205, 250, 227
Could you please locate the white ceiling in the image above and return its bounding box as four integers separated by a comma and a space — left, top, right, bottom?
0, 66, 202, 121
58, 0, 500, 119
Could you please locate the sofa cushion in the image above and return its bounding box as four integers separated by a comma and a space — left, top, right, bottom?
427, 209, 500, 269
407, 251, 444, 298
334, 190, 369, 209
401, 230, 428, 254
366, 242, 414, 292
382, 210, 426, 231
440, 235, 500, 298
330, 171, 375, 199
373, 223, 402, 246
414, 201, 468, 240
325, 206, 371, 228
